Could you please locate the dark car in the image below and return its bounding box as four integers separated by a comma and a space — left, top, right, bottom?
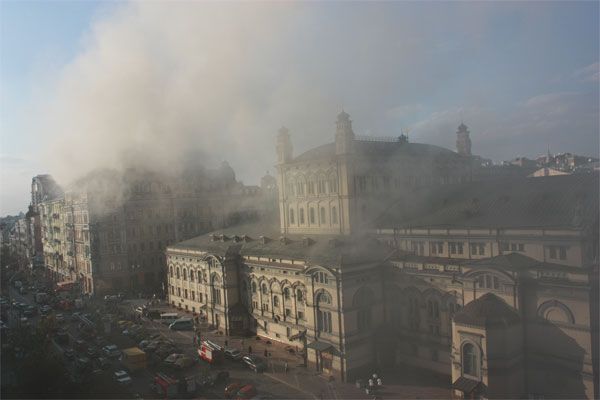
64, 348, 75, 360
241, 355, 267, 373
56, 330, 70, 345
23, 306, 37, 317
87, 347, 99, 359
96, 356, 111, 370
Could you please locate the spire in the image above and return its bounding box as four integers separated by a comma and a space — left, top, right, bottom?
456, 121, 472, 156
335, 110, 354, 155
276, 126, 293, 164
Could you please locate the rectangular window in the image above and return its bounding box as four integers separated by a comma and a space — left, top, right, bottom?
285, 308, 291, 317
298, 311, 305, 320
549, 246, 557, 259
478, 243, 485, 255
191, 291, 195, 301
559, 247, 567, 260
518, 243, 525, 252
500, 242, 509, 251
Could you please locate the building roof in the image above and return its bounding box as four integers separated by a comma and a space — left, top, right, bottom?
292, 140, 461, 164
168, 221, 393, 268
376, 173, 599, 230
453, 293, 520, 328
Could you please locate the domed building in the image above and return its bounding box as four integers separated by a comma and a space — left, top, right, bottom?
166, 112, 598, 399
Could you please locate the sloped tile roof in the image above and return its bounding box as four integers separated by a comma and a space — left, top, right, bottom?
454, 293, 520, 328
377, 173, 599, 230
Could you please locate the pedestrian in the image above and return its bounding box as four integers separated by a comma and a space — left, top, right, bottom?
264, 349, 268, 358
284, 361, 288, 373
248, 345, 252, 354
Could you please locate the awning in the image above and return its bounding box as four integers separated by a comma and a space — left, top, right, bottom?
452, 376, 485, 394
306, 341, 334, 352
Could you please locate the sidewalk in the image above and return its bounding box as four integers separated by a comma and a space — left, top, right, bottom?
156, 303, 452, 400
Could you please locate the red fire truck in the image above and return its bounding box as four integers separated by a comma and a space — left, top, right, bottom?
197, 340, 224, 364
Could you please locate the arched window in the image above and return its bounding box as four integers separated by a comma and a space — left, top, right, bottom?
289, 209, 295, 224
408, 295, 420, 331
331, 206, 338, 224
320, 207, 326, 224
169, 266, 173, 277
176, 267, 180, 279
477, 274, 500, 289
283, 287, 290, 299
427, 299, 440, 319
211, 274, 222, 305
316, 291, 333, 334
189, 270, 195, 282
462, 343, 479, 377
262, 283, 268, 294
328, 176, 338, 193
251, 281, 257, 293
273, 296, 279, 307
182, 268, 187, 281
296, 288, 304, 302
309, 208, 315, 224
299, 208, 305, 224
318, 176, 327, 194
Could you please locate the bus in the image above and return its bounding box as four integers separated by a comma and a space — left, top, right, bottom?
159, 313, 179, 325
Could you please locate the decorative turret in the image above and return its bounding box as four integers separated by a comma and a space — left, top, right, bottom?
456, 122, 472, 156
335, 110, 355, 155
276, 126, 293, 164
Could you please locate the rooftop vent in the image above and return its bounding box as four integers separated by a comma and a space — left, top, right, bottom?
210, 234, 217, 242
232, 235, 242, 243
302, 237, 314, 247
280, 236, 290, 245
220, 234, 229, 242
260, 236, 271, 244
242, 235, 252, 243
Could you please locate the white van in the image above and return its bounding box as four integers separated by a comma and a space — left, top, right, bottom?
169, 318, 194, 331
159, 313, 179, 325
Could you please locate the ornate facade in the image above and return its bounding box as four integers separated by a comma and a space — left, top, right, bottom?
166, 113, 598, 399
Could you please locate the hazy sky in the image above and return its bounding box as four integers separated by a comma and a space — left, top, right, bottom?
1, 1, 598, 215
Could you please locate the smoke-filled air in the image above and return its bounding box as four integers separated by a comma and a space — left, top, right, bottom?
26, 1, 598, 190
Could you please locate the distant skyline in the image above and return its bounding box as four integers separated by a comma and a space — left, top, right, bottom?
1, 1, 598, 215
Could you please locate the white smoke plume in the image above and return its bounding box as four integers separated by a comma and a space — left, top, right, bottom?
28, 1, 599, 189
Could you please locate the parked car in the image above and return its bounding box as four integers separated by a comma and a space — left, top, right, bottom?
224, 348, 243, 360
55, 330, 70, 345
87, 347, 99, 359
74, 339, 87, 352
23, 305, 37, 317
102, 344, 121, 359
96, 356, 111, 370
241, 355, 267, 373
64, 348, 75, 360
114, 370, 132, 385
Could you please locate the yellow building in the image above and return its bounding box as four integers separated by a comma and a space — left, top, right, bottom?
166, 113, 599, 399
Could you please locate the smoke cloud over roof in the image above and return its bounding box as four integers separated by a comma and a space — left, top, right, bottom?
1, 1, 598, 214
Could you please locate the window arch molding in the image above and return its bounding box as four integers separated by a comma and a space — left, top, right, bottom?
461, 340, 482, 378
537, 299, 575, 324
